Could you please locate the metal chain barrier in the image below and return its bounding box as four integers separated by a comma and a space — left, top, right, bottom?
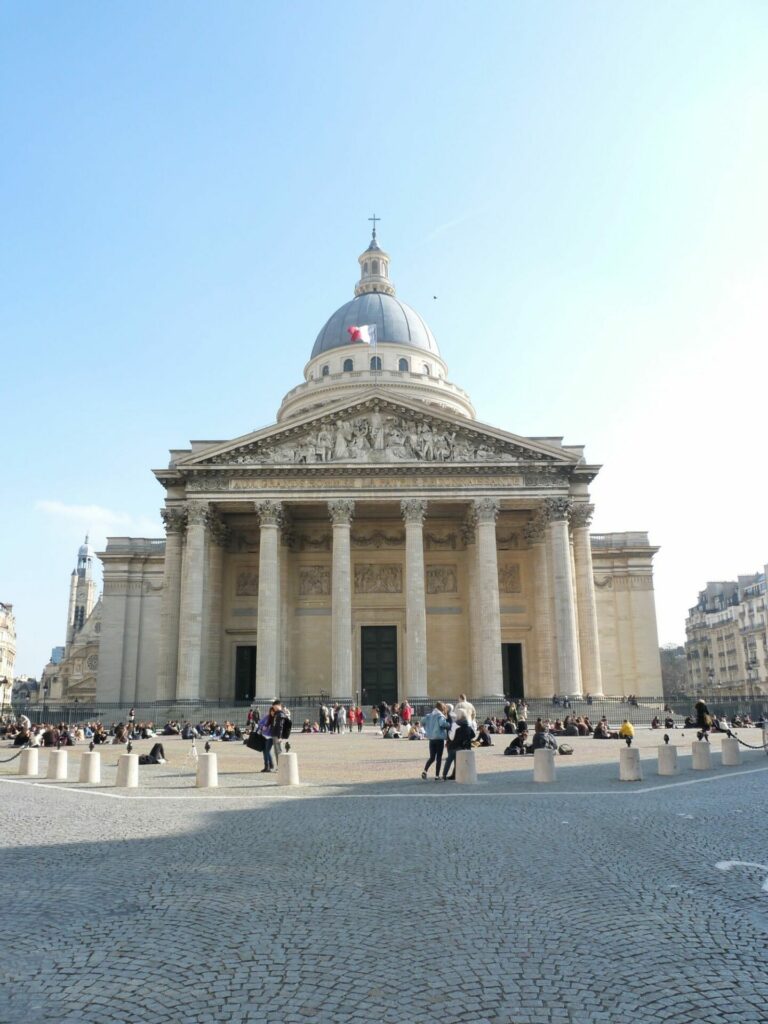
0, 744, 30, 764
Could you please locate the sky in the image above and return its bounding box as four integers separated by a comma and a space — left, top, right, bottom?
2, 1, 767, 675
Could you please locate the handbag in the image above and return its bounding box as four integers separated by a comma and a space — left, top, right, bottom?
247, 729, 265, 752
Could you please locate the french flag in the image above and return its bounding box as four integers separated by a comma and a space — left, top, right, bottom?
347, 324, 377, 344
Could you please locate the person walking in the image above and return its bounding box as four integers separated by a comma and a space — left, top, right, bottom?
442, 709, 474, 781
421, 702, 448, 780
357, 707, 365, 733
336, 704, 347, 735
454, 692, 476, 723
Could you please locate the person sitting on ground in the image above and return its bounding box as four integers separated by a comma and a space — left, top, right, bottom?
593, 717, 619, 739
476, 724, 493, 747
531, 722, 558, 751
664, 716, 675, 729
618, 720, 634, 740
138, 742, 167, 765
112, 724, 128, 745
552, 719, 564, 735
563, 717, 580, 737
504, 729, 530, 755
383, 723, 401, 739
301, 719, 312, 734
312, 721, 319, 733
650, 716, 662, 729
13, 726, 31, 747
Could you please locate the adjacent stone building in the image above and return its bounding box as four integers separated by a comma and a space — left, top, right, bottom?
685, 566, 768, 696
0, 602, 16, 711
41, 539, 102, 702
96, 231, 662, 705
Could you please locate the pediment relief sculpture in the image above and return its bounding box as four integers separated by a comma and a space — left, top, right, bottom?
201, 410, 556, 468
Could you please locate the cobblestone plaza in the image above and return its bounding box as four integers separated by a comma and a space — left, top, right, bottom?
1, 730, 767, 1024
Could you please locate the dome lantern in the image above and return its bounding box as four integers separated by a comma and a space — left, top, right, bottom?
355, 216, 395, 298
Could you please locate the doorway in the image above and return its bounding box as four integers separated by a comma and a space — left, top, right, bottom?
235, 645, 257, 701
360, 626, 398, 707
501, 643, 524, 699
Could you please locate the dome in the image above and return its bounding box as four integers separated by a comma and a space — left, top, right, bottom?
78, 536, 96, 563
312, 292, 440, 359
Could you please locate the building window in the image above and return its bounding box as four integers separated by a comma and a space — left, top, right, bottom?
423, 363, 430, 375
343, 358, 353, 372
372, 259, 379, 275
363, 261, 369, 275
398, 357, 409, 371
370, 356, 382, 371
321, 365, 330, 377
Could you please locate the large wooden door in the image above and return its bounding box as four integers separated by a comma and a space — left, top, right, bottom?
360, 626, 398, 707
234, 645, 257, 701
501, 643, 524, 699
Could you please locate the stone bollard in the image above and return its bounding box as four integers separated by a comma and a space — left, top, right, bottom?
18, 748, 39, 776
455, 749, 478, 785
78, 751, 101, 784
115, 753, 139, 788
619, 746, 642, 781
46, 749, 68, 781
277, 752, 300, 786
533, 747, 556, 783
692, 740, 712, 771
196, 752, 218, 788
721, 737, 741, 766
657, 744, 679, 776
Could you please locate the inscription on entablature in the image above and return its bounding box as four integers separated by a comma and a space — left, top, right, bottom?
299, 566, 331, 596
354, 563, 402, 594
228, 474, 525, 490
426, 565, 458, 594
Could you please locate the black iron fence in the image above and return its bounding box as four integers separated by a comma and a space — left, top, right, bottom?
8, 694, 767, 729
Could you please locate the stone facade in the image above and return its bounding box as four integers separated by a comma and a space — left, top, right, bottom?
94, 232, 663, 703
0, 602, 16, 710
685, 566, 768, 696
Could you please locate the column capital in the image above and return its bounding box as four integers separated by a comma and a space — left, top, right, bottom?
522, 514, 546, 545
186, 500, 208, 527
161, 506, 188, 536
472, 497, 500, 525
542, 497, 573, 523
328, 499, 355, 526
254, 499, 283, 527
570, 502, 595, 529
401, 498, 427, 525
203, 508, 230, 547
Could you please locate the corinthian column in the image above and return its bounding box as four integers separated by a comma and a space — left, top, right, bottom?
158, 506, 187, 700
328, 499, 354, 700
401, 499, 428, 698
544, 497, 582, 696
523, 512, 553, 696
570, 503, 603, 697
176, 501, 207, 700
472, 498, 503, 696
203, 509, 229, 699
255, 500, 282, 699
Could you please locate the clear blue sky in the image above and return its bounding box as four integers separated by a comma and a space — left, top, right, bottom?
3, 1, 767, 675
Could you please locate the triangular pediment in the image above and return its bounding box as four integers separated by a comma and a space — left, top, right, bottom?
174, 390, 581, 471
